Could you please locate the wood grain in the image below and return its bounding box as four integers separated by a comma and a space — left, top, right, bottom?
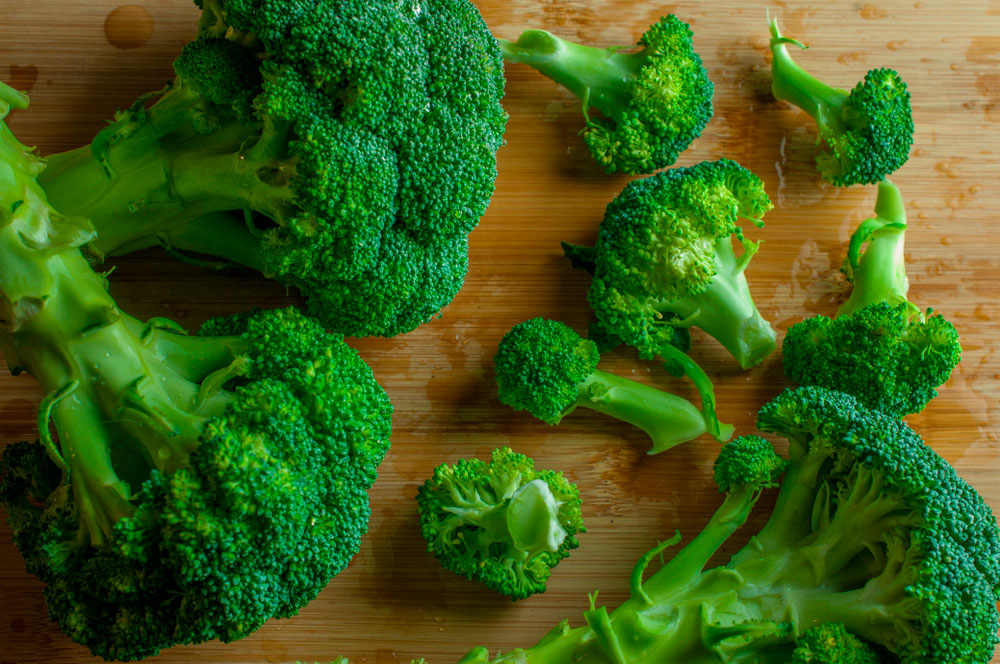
1, 0, 999, 662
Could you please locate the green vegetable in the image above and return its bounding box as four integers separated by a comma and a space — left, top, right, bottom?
425, 386, 1000, 664
416, 448, 584, 600
498, 15, 713, 174
0, 81, 393, 660
494, 318, 724, 452
36, 0, 507, 338
783, 180, 961, 417
769, 18, 913, 186
565, 158, 777, 371
791, 622, 881, 663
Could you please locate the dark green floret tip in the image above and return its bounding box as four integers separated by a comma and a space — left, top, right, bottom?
713, 435, 786, 493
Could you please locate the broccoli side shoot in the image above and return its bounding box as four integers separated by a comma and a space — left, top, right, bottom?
416, 448, 584, 600
416, 387, 1000, 664
494, 318, 725, 453
37, 0, 508, 338
769, 18, 913, 186
499, 15, 713, 175
572, 158, 777, 371
783, 180, 961, 417
0, 85, 393, 660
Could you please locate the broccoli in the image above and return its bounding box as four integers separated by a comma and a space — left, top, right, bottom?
498, 15, 713, 175
419, 387, 1000, 664
565, 158, 777, 371
783, 180, 961, 417
769, 18, 913, 186
494, 318, 730, 451
415, 448, 584, 600
36, 0, 507, 338
792, 622, 882, 664
0, 82, 393, 660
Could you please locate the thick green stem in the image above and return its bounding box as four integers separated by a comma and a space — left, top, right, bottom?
663, 237, 777, 370
575, 369, 708, 454
655, 343, 734, 443
499, 30, 644, 125
769, 19, 849, 132
837, 180, 909, 317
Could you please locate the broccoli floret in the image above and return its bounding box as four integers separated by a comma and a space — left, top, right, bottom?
425, 387, 1000, 664
498, 15, 713, 174
416, 448, 584, 600
792, 623, 882, 664
0, 85, 393, 660
37, 0, 507, 338
769, 18, 913, 186
566, 159, 777, 371
783, 180, 961, 417
494, 318, 728, 452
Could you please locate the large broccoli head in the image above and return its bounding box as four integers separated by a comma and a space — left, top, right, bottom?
38, 0, 508, 337
416, 448, 584, 600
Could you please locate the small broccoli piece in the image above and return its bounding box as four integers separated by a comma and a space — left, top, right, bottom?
494, 318, 727, 453
792, 623, 882, 664
567, 158, 777, 371
783, 180, 961, 417
498, 15, 713, 174
0, 86, 393, 660
418, 386, 1000, 664
769, 18, 913, 186
416, 448, 584, 600
37, 0, 507, 338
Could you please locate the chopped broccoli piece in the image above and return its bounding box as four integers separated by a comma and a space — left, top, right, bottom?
495, 318, 726, 453
769, 18, 913, 186
415, 387, 1000, 664
416, 448, 584, 600
499, 15, 713, 174
568, 158, 777, 371
0, 83, 393, 660
37, 0, 507, 338
783, 180, 961, 417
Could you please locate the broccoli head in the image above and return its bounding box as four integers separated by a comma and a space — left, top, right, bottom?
37, 0, 507, 337
567, 158, 777, 371
419, 387, 1000, 664
769, 18, 913, 186
783, 180, 961, 417
0, 85, 393, 660
494, 318, 727, 451
499, 15, 713, 174
416, 448, 584, 600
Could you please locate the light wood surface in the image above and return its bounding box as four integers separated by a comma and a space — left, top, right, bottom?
1, 1, 999, 662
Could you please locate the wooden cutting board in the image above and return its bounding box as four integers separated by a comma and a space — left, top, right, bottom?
1, 0, 998, 662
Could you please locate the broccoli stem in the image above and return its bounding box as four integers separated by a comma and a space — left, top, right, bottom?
837, 180, 908, 317
666, 237, 777, 370
768, 18, 849, 133
498, 30, 643, 125
574, 369, 708, 454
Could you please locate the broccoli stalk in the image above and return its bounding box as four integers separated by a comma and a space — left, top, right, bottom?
498, 15, 713, 174
494, 318, 729, 452
426, 387, 1000, 664
769, 18, 914, 186
0, 81, 394, 660
783, 180, 961, 417
36, 0, 508, 338
416, 448, 584, 600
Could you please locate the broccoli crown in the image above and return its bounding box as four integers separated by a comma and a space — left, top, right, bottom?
416, 448, 584, 600
757, 386, 1000, 663
713, 435, 786, 493
583, 15, 714, 174
769, 20, 913, 186
783, 302, 961, 418
494, 318, 600, 425
792, 623, 881, 664
39, 0, 507, 338
587, 158, 774, 366
2, 308, 392, 660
